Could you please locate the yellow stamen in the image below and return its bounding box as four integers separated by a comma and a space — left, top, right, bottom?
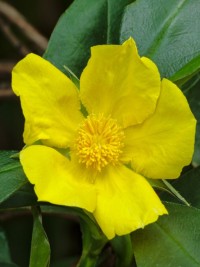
76, 114, 124, 172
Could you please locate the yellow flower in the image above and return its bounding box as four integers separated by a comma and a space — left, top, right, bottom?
12, 38, 196, 239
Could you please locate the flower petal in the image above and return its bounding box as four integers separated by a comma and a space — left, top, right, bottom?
80, 38, 160, 128
20, 145, 96, 212
122, 78, 196, 179
93, 165, 167, 239
12, 53, 83, 148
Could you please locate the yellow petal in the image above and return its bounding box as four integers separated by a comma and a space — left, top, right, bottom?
12, 53, 83, 148
93, 165, 167, 239
20, 145, 96, 212
123, 78, 196, 179
80, 38, 160, 128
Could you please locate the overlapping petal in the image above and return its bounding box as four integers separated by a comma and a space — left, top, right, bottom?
80, 38, 161, 128
122, 79, 196, 179
93, 164, 167, 239
20, 145, 96, 212
12, 53, 83, 148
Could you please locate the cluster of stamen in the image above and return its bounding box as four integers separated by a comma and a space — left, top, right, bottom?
76, 114, 124, 172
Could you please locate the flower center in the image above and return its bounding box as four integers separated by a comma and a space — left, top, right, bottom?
76, 114, 124, 172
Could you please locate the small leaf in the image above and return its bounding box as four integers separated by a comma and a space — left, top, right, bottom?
0, 151, 28, 204
120, 0, 200, 78
29, 207, 50, 267
132, 202, 200, 267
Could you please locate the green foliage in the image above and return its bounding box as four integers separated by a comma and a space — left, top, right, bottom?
0, 151, 28, 204
120, 0, 200, 79
44, 0, 135, 77
132, 203, 200, 267
29, 207, 50, 267
170, 54, 200, 86
163, 166, 200, 207
133, 167, 200, 267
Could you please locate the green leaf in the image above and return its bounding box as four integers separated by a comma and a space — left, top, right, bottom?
170, 55, 200, 85
44, 0, 134, 77
0, 183, 37, 210
132, 202, 200, 267
163, 167, 200, 208
0, 151, 18, 168
0, 227, 18, 267
120, 0, 200, 78
148, 178, 190, 206
0, 151, 28, 204
29, 207, 50, 267
63, 65, 80, 89
161, 179, 190, 206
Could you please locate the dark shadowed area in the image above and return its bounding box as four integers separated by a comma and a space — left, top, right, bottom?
0, 0, 73, 150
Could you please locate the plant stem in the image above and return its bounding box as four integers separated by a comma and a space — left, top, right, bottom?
77, 216, 107, 267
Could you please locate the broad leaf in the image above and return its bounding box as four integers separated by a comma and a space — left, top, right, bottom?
44, 0, 134, 77
120, 0, 200, 78
29, 207, 50, 267
0, 151, 28, 204
132, 202, 200, 267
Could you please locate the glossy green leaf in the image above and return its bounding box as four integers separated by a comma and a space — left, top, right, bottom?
44, 0, 134, 77
163, 167, 200, 208
120, 0, 200, 78
29, 207, 50, 267
0, 151, 28, 204
132, 202, 200, 267
0, 227, 18, 267
170, 55, 200, 86
148, 178, 190, 206
0, 183, 37, 210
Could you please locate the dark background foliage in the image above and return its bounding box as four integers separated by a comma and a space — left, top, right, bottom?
0, 0, 73, 150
